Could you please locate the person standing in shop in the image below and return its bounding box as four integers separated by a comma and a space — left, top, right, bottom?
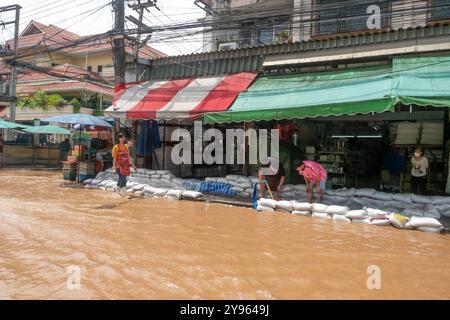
410, 146, 428, 195
112, 134, 137, 191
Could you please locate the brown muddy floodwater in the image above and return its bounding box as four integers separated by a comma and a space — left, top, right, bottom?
0, 169, 449, 300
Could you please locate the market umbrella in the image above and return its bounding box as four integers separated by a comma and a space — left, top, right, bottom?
0, 119, 30, 129
43, 114, 113, 182
23, 125, 71, 167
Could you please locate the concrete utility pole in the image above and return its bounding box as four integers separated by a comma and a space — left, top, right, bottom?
127, 0, 158, 82
0, 5, 21, 123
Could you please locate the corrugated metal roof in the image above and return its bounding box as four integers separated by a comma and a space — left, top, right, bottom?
148, 24, 450, 80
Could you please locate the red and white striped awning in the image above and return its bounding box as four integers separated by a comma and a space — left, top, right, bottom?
105, 72, 257, 120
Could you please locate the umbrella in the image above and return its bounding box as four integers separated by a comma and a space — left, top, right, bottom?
43, 114, 113, 182
43, 114, 113, 128
23, 125, 70, 135
0, 119, 30, 129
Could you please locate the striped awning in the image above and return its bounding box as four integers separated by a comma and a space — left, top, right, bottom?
105, 72, 257, 120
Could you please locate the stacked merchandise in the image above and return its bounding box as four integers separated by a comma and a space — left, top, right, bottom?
79, 161, 95, 182
62, 161, 77, 181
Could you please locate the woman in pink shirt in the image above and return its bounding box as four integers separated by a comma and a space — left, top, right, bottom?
296, 160, 328, 203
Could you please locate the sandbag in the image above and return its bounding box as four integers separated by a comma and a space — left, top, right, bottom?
231, 186, 244, 193
408, 216, 443, 228
432, 196, 450, 205
346, 210, 367, 219
370, 218, 391, 226
391, 193, 412, 203
312, 212, 330, 219
126, 188, 134, 193
372, 192, 393, 201
355, 188, 376, 198
292, 202, 311, 211
182, 190, 203, 199
388, 213, 409, 229
422, 204, 441, 219
237, 177, 251, 184
416, 226, 444, 233
99, 186, 106, 191
216, 178, 229, 184
106, 181, 118, 189
294, 184, 307, 191
311, 203, 328, 212
346, 197, 367, 210
404, 222, 415, 230
98, 180, 109, 187
276, 201, 294, 212
238, 192, 250, 198
324, 189, 336, 196
257, 205, 274, 212
226, 175, 242, 181
83, 179, 93, 185
91, 179, 101, 186
152, 188, 168, 197
143, 186, 155, 194
436, 204, 450, 218
292, 210, 311, 216
251, 177, 260, 184
238, 182, 253, 189
150, 175, 161, 180
166, 189, 184, 200
258, 198, 277, 209
366, 208, 389, 218
280, 192, 294, 199
134, 190, 144, 196
155, 170, 171, 175
132, 184, 145, 191
281, 185, 294, 192
332, 215, 351, 222
401, 208, 426, 217
326, 205, 349, 215
205, 177, 217, 182
384, 201, 414, 212
411, 194, 433, 204
351, 218, 371, 224
335, 188, 355, 197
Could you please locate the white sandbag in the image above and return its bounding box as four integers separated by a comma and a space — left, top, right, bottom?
150, 175, 161, 179
411, 194, 433, 204
166, 189, 184, 200
432, 196, 450, 205
388, 213, 409, 229
132, 184, 145, 191
126, 188, 134, 193
257, 205, 274, 212
328, 196, 349, 207
83, 179, 93, 185
83, 185, 92, 189
98, 180, 109, 187
155, 170, 170, 175
106, 181, 118, 189
205, 177, 217, 182
172, 178, 184, 186
422, 204, 441, 219
311, 203, 328, 212
134, 191, 144, 196
258, 198, 277, 209
276, 200, 294, 212
237, 177, 251, 184
436, 204, 450, 218
238, 192, 250, 198
216, 177, 229, 184
292, 210, 311, 216
408, 216, 443, 228
351, 218, 371, 224
106, 187, 116, 192
366, 208, 389, 218
332, 215, 351, 222
347, 197, 367, 210
91, 179, 101, 186
280, 192, 294, 199
312, 212, 331, 219
324, 189, 336, 196
182, 190, 203, 199
370, 218, 391, 226
231, 186, 244, 192
292, 202, 311, 211
152, 188, 168, 197
245, 188, 255, 194
392, 193, 412, 203
143, 186, 155, 194
404, 221, 415, 230
346, 210, 367, 219
238, 182, 253, 189
226, 175, 242, 181
251, 177, 260, 184
372, 192, 393, 201
281, 184, 294, 192
294, 184, 307, 191
416, 226, 444, 233
326, 205, 349, 215
355, 188, 376, 198
99, 186, 106, 191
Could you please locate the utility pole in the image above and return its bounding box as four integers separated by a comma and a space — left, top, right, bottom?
0, 5, 21, 123
112, 0, 125, 140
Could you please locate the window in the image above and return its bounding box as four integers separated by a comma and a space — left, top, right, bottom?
97, 65, 103, 74
87, 66, 92, 72
314, 0, 390, 36
431, 0, 450, 20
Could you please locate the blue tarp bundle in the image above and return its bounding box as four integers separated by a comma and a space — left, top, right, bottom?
199, 181, 237, 197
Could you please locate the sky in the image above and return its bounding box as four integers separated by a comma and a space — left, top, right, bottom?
0, 0, 206, 56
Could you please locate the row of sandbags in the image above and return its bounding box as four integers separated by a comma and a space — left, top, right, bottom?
257, 199, 445, 233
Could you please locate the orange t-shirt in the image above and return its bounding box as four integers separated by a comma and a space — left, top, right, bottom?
112, 144, 128, 168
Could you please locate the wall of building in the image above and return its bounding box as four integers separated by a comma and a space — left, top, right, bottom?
72, 53, 112, 75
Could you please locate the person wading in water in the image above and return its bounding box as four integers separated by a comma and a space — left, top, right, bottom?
296, 160, 328, 203
112, 134, 136, 191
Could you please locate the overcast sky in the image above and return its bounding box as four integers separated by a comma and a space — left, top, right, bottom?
0, 0, 206, 56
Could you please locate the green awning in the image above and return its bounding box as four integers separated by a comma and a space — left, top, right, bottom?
393, 56, 450, 107
204, 65, 396, 123
203, 56, 450, 124
23, 125, 70, 135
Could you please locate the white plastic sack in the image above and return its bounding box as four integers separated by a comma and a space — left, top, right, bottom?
408, 216, 443, 228
401, 208, 425, 217
366, 208, 389, 218
152, 188, 168, 197
166, 189, 184, 200
126, 188, 134, 193
332, 215, 351, 222
436, 204, 450, 218
312, 212, 330, 219
417, 226, 443, 233
257, 205, 274, 212
231, 186, 244, 192
325, 205, 349, 215
311, 203, 328, 212
294, 184, 307, 191
83, 179, 93, 185
432, 196, 450, 206
351, 218, 371, 224
143, 186, 155, 194
292, 210, 310, 216
388, 213, 409, 229
182, 190, 203, 199
370, 218, 391, 226
226, 175, 242, 181
150, 175, 161, 179
392, 193, 413, 203
106, 182, 118, 189
335, 188, 355, 197
346, 210, 367, 219
258, 198, 277, 209
281, 185, 294, 192
292, 202, 311, 211
276, 201, 294, 212
132, 184, 145, 191
355, 188, 376, 198
91, 179, 101, 186
411, 194, 433, 204
134, 190, 144, 196
372, 192, 393, 201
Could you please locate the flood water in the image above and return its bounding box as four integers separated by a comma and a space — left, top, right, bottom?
0, 169, 449, 299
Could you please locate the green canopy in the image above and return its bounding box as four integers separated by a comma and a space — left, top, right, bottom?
203, 56, 450, 124
0, 119, 30, 129
23, 125, 70, 135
